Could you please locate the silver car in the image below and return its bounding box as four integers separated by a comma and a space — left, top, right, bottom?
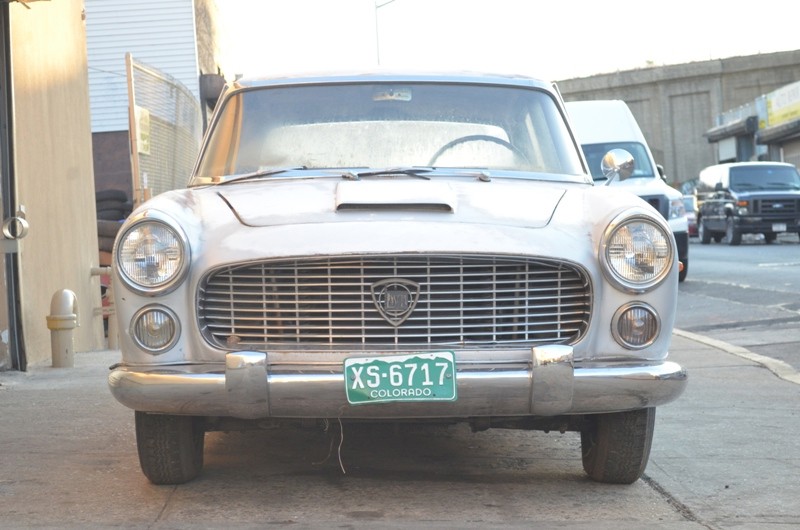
108, 72, 687, 485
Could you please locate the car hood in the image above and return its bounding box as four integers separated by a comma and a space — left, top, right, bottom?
731, 189, 800, 198
608, 176, 681, 198
215, 178, 567, 228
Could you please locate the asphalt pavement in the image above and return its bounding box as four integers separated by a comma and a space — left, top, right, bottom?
0, 332, 798, 528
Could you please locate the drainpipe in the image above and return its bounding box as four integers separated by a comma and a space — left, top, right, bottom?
46, 289, 78, 368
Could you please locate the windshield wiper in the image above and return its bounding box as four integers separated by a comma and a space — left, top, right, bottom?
767, 182, 800, 190
343, 167, 433, 180
216, 166, 308, 185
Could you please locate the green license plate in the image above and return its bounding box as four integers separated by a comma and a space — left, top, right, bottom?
344, 351, 457, 405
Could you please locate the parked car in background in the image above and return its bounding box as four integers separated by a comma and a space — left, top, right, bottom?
566, 100, 689, 281
696, 161, 800, 245
683, 195, 698, 237
107, 72, 687, 486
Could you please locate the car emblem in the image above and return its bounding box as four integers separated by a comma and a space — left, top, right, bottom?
371, 278, 420, 326
772, 203, 784, 209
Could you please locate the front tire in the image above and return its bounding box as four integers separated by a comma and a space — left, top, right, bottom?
726, 217, 742, 246
699, 218, 711, 244
135, 411, 205, 485
581, 408, 655, 484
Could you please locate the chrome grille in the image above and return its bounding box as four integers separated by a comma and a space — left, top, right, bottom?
198, 255, 591, 349
753, 198, 799, 216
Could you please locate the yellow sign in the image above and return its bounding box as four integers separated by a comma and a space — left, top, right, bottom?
135, 105, 151, 155
766, 80, 800, 127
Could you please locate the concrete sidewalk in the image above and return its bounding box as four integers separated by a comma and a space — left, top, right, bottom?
0, 333, 798, 528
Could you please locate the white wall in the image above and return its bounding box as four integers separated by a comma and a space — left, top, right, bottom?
85, 0, 201, 133
11, 0, 104, 365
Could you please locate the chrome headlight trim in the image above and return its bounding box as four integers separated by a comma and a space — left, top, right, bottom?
600, 209, 674, 293
130, 305, 181, 354
115, 213, 190, 295
611, 302, 661, 350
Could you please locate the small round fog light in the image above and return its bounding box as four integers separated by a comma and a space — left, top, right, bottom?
131, 306, 179, 353
612, 303, 660, 349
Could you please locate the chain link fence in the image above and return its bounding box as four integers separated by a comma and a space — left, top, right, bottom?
126, 53, 202, 205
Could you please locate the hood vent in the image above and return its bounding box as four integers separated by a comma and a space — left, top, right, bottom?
336, 180, 457, 213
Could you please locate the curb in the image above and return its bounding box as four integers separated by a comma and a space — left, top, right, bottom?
674, 328, 800, 385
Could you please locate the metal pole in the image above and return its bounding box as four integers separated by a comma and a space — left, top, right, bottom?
125, 53, 142, 207
374, 0, 396, 66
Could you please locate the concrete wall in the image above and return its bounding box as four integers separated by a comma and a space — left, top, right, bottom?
11, 0, 104, 366
559, 50, 800, 187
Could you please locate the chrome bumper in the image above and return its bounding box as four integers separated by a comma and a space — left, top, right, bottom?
108, 346, 687, 419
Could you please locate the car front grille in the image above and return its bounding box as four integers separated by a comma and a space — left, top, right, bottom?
753, 198, 799, 216
198, 255, 591, 350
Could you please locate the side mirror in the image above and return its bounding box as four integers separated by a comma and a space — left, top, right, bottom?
200, 73, 226, 110
657, 164, 667, 182
600, 149, 635, 185
714, 182, 723, 192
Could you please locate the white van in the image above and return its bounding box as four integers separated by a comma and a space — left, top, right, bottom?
566, 100, 689, 282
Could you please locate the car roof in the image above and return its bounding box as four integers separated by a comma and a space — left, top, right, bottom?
230, 70, 554, 91
704, 161, 796, 170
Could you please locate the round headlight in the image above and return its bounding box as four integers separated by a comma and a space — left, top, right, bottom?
117, 219, 188, 294
602, 213, 673, 292
612, 302, 660, 349
131, 305, 180, 353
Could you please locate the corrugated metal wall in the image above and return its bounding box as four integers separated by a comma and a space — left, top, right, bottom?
85, 0, 200, 133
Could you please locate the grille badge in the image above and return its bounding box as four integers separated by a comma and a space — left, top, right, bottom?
371, 278, 420, 327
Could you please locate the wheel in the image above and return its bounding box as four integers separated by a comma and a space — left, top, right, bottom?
97, 219, 123, 238
581, 408, 655, 484
135, 411, 205, 485
698, 218, 711, 244
95, 189, 129, 202
97, 209, 126, 221
725, 217, 741, 246
428, 134, 529, 166
764, 233, 777, 244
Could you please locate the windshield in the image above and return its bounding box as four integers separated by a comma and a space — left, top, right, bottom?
729, 165, 800, 191
579, 142, 655, 180
191, 82, 584, 185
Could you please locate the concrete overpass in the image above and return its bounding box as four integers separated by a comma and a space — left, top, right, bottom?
558, 49, 800, 189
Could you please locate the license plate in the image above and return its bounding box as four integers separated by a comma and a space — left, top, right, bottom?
773, 223, 787, 232
344, 351, 457, 404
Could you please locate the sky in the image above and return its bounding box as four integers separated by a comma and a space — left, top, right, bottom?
216, 0, 800, 82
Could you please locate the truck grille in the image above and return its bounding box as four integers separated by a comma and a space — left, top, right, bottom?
198, 255, 591, 350
753, 198, 799, 216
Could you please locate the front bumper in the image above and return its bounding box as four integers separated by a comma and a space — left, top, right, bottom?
735, 216, 800, 233
108, 345, 687, 420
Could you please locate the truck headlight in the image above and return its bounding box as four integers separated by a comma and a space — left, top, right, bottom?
116, 217, 188, 294
601, 211, 673, 293
669, 198, 686, 220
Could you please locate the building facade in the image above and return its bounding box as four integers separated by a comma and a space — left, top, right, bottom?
2, 0, 102, 368
559, 50, 800, 189
85, 0, 223, 200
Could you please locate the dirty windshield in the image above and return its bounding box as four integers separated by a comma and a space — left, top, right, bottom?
191, 82, 583, 185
